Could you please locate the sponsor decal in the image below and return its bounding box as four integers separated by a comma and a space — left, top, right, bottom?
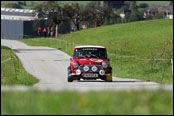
90, 59, 103, 62
82, 48, 98, 51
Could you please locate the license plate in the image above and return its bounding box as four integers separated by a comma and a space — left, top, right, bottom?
83, 74, 98, 78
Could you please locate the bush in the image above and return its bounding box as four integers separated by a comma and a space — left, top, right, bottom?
17, 1, 26, 6
139, 3, 148, 8
5, 3, 23, 9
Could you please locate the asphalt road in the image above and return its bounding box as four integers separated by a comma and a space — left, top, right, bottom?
1, 39, 173, 91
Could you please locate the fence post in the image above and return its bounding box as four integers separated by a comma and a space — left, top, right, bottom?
73, 42, 75, 48
65, 41, 67, 52
59, 39, 61, 48
171, 58, 173, 76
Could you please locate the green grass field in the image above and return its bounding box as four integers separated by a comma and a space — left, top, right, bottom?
1, 90, 173, 115
137, 1, 171, 5
1, 1, 91, 9
1, 1, 171, 9
1, 46, 39, 85
20, 19, 173, 84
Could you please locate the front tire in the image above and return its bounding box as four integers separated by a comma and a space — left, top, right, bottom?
68, 66, 73, 82
68, 76, 73, 82
105, 67, 112, 82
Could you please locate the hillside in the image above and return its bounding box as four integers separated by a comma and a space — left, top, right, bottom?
1, 1, 171, 9
1, 1, 90, 9
137, 1, 171, 5
58, 19, 173, 58
21, 19, 173, 84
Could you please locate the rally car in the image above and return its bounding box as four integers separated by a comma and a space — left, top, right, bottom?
67, 45, 112, 82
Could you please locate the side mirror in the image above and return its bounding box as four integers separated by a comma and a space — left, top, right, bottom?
108, 58, 111, 61
70, 58, 72, 61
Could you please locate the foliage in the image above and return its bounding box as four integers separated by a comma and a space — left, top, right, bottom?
104, 1, 125, 9
139, 3, 149, 8
85, 1, 114, 27
1, 46, 39, 85
33, 1, 71, 37
5, 3, 22, 9
17, 1, 26, 6
1, 90, 173, 115
145, 8, 165, 20
122, 1, 145, 23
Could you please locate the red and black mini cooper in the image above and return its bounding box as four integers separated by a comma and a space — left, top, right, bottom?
67, 45, 112, 82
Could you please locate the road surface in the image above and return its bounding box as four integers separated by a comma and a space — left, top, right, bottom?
1, 39, 173, 91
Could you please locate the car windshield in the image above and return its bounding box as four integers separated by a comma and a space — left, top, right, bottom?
73, 48, 107, 59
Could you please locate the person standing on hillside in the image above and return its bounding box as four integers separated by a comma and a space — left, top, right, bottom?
47, 27, 50, 37
51, 27, 54, 38
37, 27, 42, 37
43, 28, 47, 37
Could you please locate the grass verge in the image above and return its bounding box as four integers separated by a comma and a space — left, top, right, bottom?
137, 1, 171, 5
20, 19, 173, 84
1, 46, 39, 85
1, 1, 171, 9
1, 1, 91, 9
1, 90, 173, 115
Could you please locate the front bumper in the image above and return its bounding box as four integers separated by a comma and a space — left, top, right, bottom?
68, 73, 112, 80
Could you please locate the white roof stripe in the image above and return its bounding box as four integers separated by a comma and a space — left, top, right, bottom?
75, 45, 105, 48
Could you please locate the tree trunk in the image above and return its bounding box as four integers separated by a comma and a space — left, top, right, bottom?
76, 24, 80, 30
56, 24, 58, 37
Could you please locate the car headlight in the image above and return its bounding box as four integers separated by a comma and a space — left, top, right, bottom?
76, 69, 81, 75
99, 70, 105, 76
73, 62, 79, 68
83, 65, 89, 72
102, 62, 108, 68
92, 66, 97, 72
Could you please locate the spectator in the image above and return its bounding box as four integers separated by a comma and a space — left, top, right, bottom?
37, 27, 42, 37
51, 27, 54, 38
47, 27, 50, 37
43, 28, 47, 37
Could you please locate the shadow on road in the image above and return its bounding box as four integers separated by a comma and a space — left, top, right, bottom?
13, 48, 58, 52
77, 80, 147, 83
13, 48, 57, 51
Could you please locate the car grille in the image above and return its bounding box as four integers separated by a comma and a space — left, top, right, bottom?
79, 65, 102, 73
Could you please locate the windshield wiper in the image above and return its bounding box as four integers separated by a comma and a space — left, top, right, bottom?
78, 56, 86, 58
90, 55, 99, 58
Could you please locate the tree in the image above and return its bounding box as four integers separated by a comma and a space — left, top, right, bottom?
5, 3, 22, 9
17, 1, 26, 6
63, 3, 84, 31
104, 1, 125, 9
145, 8, 165, 20
139, 3, 148, 8
122, 1, 144, 23
34, 1, 69, 37
85, 1, 114, 27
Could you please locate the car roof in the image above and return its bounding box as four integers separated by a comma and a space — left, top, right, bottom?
75, 45, 105, 49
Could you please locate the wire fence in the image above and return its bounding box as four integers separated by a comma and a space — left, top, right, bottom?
1, 57, 13, 64
53, 39, 173, 76
1, 37, 173, 77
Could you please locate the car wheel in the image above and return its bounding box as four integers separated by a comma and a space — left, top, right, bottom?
105, 67, 112, 82
105, 75, 112, 82
67, 66, 73, 82
68, 76, 73, 82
